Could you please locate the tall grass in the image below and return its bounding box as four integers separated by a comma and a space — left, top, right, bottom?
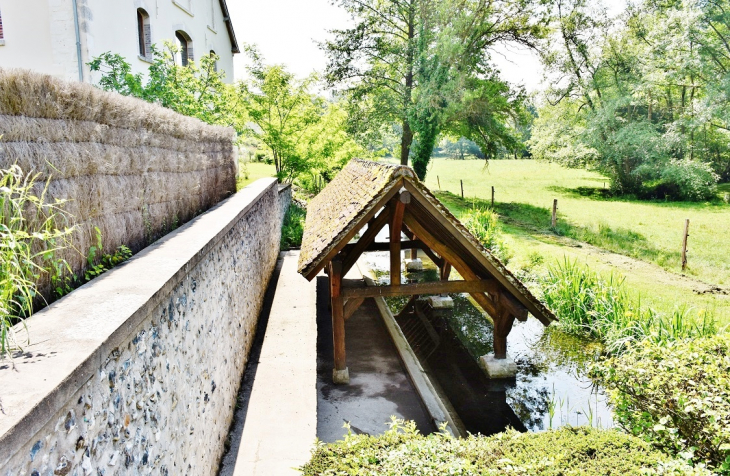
281, 203, 306, 250
0, 165, 73, 356
542, 259, 717, 354
461, 208, 512, 264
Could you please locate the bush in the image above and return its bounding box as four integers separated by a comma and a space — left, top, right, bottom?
591, 335, 730, 473
301, 419, 708, 475
461, 208, 512, 264
281, 203, 306, 250
541, 259, 716, 353
639, 159, 720, 201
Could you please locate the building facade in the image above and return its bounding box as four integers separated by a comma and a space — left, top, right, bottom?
0, 0, 239, 83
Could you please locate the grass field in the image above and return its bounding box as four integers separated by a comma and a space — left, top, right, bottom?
420, 159, 730, 325
236, 161, 277, 190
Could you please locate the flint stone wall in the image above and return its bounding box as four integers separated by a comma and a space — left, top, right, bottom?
0, 178, 284, 476
278, 183, 292, 223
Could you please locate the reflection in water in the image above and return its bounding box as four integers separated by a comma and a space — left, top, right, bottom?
363, 249, 615, 432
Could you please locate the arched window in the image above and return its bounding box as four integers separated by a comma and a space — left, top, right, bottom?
137, 9, 151, 58
209, 50, 218, 72
175, 30, 193, 66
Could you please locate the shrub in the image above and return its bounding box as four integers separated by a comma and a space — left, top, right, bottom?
591, 335, 730, 473
541, 259, 716, 353
0, 165, 73, 356
461, 208, 512, 264
281, 203, 306, 250
301, 418, 708, 475
640, 159, 719, 201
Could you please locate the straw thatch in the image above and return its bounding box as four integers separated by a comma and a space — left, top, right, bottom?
0, 68, 237, 293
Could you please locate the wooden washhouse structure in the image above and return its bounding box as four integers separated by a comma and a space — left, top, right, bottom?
297, 159, 556, 384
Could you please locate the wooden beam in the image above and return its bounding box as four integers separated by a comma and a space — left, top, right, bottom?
329, 260, 347, 376
390, 198, 406, 286
342, 240, 426, 253
341, 203, 392, 277
344, 297, 365, 320
341, 280, 497, 299
500, 293, 528, 322
305, 179, 404, 280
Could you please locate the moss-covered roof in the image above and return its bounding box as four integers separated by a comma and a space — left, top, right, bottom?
298, 159, 413, 277
297, 158, 555, 324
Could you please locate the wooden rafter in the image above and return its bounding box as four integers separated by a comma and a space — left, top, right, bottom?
341, 202, 393, 277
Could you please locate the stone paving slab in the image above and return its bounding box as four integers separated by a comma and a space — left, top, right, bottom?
222, 251, 317, 476
315, 266, 435, 442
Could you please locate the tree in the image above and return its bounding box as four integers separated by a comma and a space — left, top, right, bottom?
89, 43, 243, 131
531, 0, 725, 199
240, 51, 324, 182
323, 0, 547, 177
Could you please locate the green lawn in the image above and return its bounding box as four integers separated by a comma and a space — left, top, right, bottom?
237, 161, 276, 190
419, 159, 730, 325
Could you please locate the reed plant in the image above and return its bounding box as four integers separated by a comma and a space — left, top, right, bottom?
542, 258, 717, 353
0, 164, 72, 356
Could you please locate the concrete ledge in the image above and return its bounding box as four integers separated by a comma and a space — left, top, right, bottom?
427, 295, 454, 309
332, 368, 350, 385
479, 354, 518, 379
0, 178, 279, 471
227, 251, 317, 476
405, 258, 423, 271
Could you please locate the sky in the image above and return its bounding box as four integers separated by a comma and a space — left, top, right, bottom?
226, 0, 628, 93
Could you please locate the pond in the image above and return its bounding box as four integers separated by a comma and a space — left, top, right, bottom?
362, 249, 614, 434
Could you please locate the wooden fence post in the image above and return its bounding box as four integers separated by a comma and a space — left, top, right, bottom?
460, 180, 464, 199
437, 176, 441, 190
681, 219, 690, 271
491, 186, 495, 208
551, 199, 558, 228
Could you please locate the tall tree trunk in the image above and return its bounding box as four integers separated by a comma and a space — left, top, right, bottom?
400, 0, 416, 166
400, 120, 414, 165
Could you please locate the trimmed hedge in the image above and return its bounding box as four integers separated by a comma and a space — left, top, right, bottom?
592, 334, 730, 473
301, 419, 708, 475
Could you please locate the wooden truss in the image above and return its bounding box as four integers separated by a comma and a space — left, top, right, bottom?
312, 178, 551, 384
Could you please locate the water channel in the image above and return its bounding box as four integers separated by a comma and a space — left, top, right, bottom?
362, 249, 614, 434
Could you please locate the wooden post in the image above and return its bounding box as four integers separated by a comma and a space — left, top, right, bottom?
551, 199, 558, 228
681, 219, 690, 271
492, 309, 515, 360
460, 180, 464, 199
491, 186, 495, 208
329, 260, 348, 384
437, 176, 441, 190
390, 194, 407, 286
440, 262, 452, 281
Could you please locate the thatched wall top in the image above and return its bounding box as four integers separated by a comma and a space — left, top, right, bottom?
0, 68, 235, 142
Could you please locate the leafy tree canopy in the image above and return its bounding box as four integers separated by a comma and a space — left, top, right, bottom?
322, 0, 548, 178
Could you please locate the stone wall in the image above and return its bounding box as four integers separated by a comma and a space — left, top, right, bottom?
0, 178, 284, 476
278, 183, 292, 223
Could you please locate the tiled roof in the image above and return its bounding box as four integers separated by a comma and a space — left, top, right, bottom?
297, 159, 414, 277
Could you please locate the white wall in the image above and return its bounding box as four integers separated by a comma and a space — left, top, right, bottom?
0, 0, 236, 83
0, 0, 70, 78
